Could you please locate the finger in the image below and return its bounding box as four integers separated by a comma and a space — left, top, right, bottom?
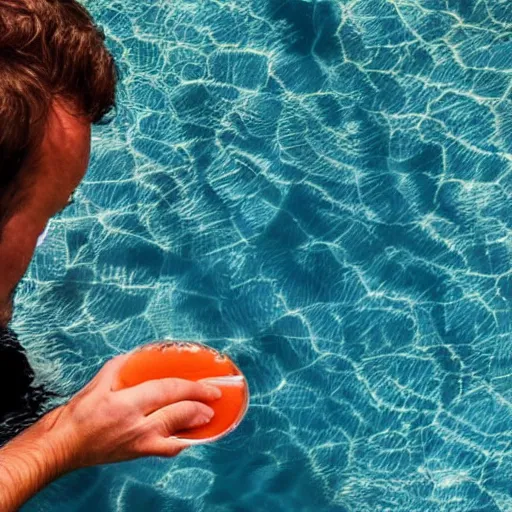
99, 353, 131, 378
138, 437, 189, 458
71, 353, 131, 398
95, 354, 132, 388
149, 400, 215, 436
117, 378, 222, 415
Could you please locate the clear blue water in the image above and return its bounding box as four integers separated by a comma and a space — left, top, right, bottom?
18, 0, 512, 510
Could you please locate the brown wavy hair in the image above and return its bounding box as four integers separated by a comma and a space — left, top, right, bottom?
0, 0, 117, 218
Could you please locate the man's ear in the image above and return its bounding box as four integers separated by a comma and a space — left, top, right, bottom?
43, 100, 92, 185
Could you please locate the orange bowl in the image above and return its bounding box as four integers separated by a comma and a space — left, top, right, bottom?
113, 342, 249, 443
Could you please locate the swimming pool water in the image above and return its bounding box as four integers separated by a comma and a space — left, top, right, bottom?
18, 0, 512, 510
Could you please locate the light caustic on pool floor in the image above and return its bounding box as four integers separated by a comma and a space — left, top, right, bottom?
113, 342, 249, 442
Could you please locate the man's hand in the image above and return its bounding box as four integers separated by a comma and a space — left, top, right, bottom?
0, 354, 222, 510
51, 354, 222, 468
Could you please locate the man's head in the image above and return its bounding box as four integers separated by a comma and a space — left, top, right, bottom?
0, 0, 116, 324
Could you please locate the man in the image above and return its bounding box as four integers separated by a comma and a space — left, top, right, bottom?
0, 2, 222, 510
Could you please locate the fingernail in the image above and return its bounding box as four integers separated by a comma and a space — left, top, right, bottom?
207, 386, 222, 400
192, 408, 215, 427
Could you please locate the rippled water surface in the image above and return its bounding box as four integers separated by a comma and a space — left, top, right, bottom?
20, 0, 512, 510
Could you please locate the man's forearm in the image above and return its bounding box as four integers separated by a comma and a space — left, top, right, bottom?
0, 407, 75, 511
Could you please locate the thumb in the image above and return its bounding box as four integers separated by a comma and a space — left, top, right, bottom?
95, 353, 131, 390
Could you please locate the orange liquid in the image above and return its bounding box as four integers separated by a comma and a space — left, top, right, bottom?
114, 342, 249, 441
